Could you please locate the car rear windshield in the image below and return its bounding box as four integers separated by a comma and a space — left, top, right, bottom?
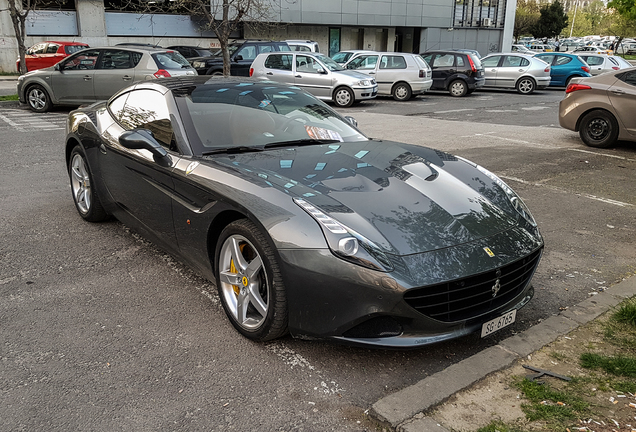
65, 45, 88, 55
153, 51, 191, 69
469, 54, 482, 69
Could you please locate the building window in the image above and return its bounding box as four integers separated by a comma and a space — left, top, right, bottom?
329, 28, 341, 57
454, 0, 505, 28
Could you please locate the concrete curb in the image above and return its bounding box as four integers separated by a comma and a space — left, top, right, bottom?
370, 276, 636, 431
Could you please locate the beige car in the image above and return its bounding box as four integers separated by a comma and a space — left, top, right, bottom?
559, 67, 636, 148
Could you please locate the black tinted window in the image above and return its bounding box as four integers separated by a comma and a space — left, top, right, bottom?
65, 45, 87, 55
153, 51, 190, 69
619, 71, 636, 86
62, 49, 100, 70
98, 50, 132, 69
118, 89, 176, 151
46, 44, 59, 54
264, 54, 293, 71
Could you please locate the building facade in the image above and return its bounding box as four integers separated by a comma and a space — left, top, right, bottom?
0, 0, 517, 72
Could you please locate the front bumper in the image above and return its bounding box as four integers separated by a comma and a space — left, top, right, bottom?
353, 85, 378, 100
278, 225, 543, 348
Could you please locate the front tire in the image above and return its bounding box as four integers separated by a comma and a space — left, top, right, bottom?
578, 110, 619, 148
516, 77, 536, 94
215, 219, 288, 341
333, 86, 355, 108
449, 80, 468, 97
27, 84, 52, 113
392, 82, 412, 101
68, 145, 109, 222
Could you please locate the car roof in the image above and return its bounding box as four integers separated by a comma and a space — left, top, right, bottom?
39, 41, 88, 45
123, 76, 292, 94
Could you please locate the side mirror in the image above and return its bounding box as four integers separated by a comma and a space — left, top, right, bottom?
119, 129, 172, 167
344, 116, 358, 127
318, 68, 327, 74
234, 55, 243, 61
55, 63, 63, 71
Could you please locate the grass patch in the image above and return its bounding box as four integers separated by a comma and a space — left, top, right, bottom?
0, 94, 18, 101
612, 298, 636, 327
476, 420, 525, 432
514, 378, 589, 424
580, 352, 636, 378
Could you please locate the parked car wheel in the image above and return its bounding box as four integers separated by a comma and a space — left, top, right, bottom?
215, 219, 288, 341
68, 145, 109, 222
449, 80, 468, 97
207, 68, 223, 76
26, 84, 52, 113
578, 110, 619, 148
333, 86, 355, 108
516, 77, 536, 94
392, 82, 412, 101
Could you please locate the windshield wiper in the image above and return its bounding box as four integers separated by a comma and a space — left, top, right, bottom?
201, 146, 264, 156
263, 139, 341, 150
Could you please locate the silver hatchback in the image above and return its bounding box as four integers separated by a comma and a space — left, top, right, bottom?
342, 52, 433, 101
577, 54, 632, 76
250, 52, 378, 108
480, 53, 551, 94
17, 46, 196, 112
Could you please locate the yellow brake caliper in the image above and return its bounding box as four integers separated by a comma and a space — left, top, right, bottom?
230, 243, 246, 297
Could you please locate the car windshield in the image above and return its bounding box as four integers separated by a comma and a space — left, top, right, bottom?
313, 54, 344, 71
213, 44, 240, 57
175, 82, 367, 154
331, 52, 351, 63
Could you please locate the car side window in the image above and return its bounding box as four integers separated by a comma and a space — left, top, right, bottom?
46, 44, 59, 54
62, 49, 101, 71
456, 56, 465, 67
555, 56, 572, 65
585, 56, 604, 66
259, 45, 274, 54
538, 55, 555, 65
481, 56, 501, 67
502, 56, 523, 67
380, 55, 407, 69
296, 55, 322, 73
619, 71, 636, 87
117, 89, 177, 152
421, 54, 433, 66
30, 43, 47, 55
236, 45, 257, 61
98, 50, 132, 69
108, 92, 129, 122
433, 54, 454, 67
348, 55, 378, 69
264, 54, 293, 71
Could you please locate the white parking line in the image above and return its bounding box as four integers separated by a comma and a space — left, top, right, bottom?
0, 113, 25, 132
459, 131, 560, 149
501, 175, 633, 207
434, 108, 476, 114
569, 148, 636, 162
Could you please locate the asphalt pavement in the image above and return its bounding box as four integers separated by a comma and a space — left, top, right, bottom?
0, 75, 18, 96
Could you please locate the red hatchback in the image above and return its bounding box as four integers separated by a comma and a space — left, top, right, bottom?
17, 41, 89, 72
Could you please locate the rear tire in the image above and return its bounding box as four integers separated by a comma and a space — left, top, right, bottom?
449, 80, 468, 97
68, 145, 109, 222
392, 83, 412, 101
578, 110, 619, 148
516, 77, 536, 94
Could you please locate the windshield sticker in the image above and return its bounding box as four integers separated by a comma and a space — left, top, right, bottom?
278, 91, 296, 95
305, 126, 343, 142
259, 99, 272, 108
239, 90, 253, 96
236, 83, 253, 87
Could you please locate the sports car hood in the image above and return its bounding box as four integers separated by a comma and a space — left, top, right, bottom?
209, 140, 520, 256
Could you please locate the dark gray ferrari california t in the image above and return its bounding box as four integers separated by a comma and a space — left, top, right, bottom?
65, 76, 543, 348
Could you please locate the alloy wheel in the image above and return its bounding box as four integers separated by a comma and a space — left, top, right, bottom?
70, 154, 91, 214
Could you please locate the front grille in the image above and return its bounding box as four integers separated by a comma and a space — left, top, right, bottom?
403, 248, 542, 322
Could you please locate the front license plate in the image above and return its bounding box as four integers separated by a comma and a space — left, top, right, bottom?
481, 310, 516, 338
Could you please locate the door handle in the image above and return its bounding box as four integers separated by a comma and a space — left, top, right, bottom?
491, 69, 497, 72
518, 69, 524, 72
83, 75, 92, 81
611, 89, 625, 95
266, 72, 273, 75
449, 69, 456, 73
122, 75, 132, 81
368, 71, 375, 74
295, 75, 301, 78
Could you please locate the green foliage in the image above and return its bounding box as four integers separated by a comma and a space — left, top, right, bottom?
612, 298, 636, 327
515, 0, 541, 40
609, 0, 636, 21
0, 94, 18, 101
514, 378, 589, 424
533, 0, 569, 39
476, 420, 525, 432
580, 352, 636, 378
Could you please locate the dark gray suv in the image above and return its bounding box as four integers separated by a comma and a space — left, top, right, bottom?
421, 50, 485, 97
190, 40, 291, 76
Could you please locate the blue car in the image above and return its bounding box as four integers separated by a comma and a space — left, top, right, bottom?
534, 53, 591, 86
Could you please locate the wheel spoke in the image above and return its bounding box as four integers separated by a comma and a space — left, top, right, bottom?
219, 269, 241, 286
236, 290, 250, 323
229, 237, 248, 272
247, 284, 267, 317
245, 255, 263, 280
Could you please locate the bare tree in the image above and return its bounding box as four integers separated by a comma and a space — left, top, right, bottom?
2, 0, 68, 74
121, 0, 278, 76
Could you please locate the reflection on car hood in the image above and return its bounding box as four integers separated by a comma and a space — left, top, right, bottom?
209, 140, 517, 256
336, 70, 377, 81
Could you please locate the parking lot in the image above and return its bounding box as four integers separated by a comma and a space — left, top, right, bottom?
1, 88, 635, 431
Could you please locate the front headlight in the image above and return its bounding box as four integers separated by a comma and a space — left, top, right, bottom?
475, 165, 537, 227
192, 61, 205, 69
294, 198, 394, 272
357, 80, 371, 86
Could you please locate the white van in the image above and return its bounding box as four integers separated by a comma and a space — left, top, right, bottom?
285, 40, 320, 53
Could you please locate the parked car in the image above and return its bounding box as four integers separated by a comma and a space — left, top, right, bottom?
17, 46, 195, 112
448, 48, 482, 59
331, 50, 376, 65
285, 40, 320, 52
615, 40, 636, 55
480, 53, 551, 94
528, 44, 553, 52
576, 54, 631, 76
342, 52, 432, 101
421, 50, 485, 96
571, 46, 612, 55
166, 45, 214, 59
65, 76, 543, 347
559, 68, 636, 148
190, 40, 290, 76
511, 44, 533, 54
533, 53, 591, 87
249, 51, 377, 107
16, 41, 89, 72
